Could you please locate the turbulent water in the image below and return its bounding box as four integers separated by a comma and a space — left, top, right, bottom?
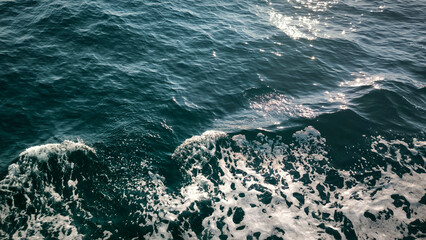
1, 0, 425, 239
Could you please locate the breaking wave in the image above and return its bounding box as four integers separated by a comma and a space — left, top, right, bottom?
1, 128, 425, 239
0, 141, 97, 239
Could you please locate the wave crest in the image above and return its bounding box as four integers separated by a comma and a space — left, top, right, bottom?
0, 140, 96, 239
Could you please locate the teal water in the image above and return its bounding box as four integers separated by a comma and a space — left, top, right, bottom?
1, 0, 425, 239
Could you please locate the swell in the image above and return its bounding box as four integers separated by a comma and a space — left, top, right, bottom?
350, 88, 426, 132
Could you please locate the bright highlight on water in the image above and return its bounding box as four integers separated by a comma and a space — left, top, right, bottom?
1, 0, 425, 239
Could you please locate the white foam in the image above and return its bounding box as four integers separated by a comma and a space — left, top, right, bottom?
134, 127, 328, 238
371, 135, 425, 164
4, 131, 424, 239
1, 140, 95, 239
140, 127, 425, 239
293, 125, 322, 141
20, 140, 96, 159
12, 214, 83, 240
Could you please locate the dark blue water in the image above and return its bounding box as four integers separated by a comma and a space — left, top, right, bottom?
1, 0, 425, 239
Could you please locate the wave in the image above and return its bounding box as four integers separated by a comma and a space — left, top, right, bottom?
0, 141, 97, 239
165, 129, 425, 239
350, 88, 426, 133
1, 126, 425, 239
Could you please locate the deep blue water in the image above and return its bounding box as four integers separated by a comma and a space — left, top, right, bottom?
1, 0, 425, 239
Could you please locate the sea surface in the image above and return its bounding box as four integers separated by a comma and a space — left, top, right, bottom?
1, 0, 425, 239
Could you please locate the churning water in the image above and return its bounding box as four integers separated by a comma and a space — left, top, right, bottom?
1, 0, 425, 239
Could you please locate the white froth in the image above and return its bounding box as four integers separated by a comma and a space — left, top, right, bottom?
11, 214, 83, 240
20, 140, 96, 159
140, 127, 425, 239
371, 135, 425, 164
3, 131, 424, 239
293, 125, 322, 141
1, 140, 96, 239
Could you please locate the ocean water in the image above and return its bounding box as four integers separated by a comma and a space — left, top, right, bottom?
0, 0, 425, 239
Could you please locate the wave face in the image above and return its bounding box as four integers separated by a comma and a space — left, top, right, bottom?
1, 0, 425, 239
